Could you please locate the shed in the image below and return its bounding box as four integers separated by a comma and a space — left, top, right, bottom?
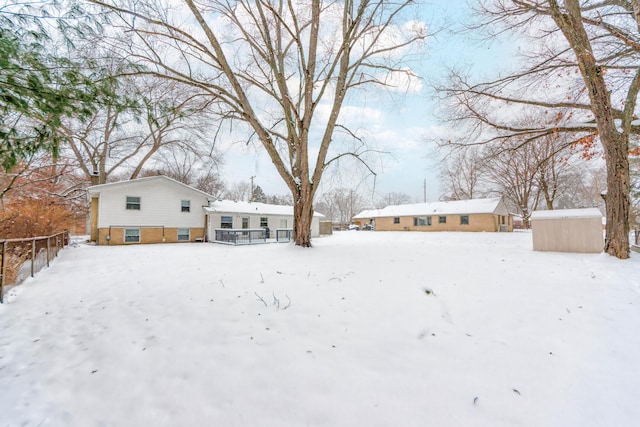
531, 208, 603, 253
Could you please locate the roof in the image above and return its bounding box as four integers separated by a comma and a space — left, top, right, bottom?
531, 208, 603, 220
205, 200, 325, 218
353, 197, 505, 219
87, 175, 215, 199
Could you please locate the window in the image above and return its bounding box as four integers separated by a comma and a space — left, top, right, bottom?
260, 217, 268, 228
242, 217, 249, 229
126, 196, 140, 210
393, 217, 400, 224
177, 228, 190, 241
439, 216, 447, 224
221, 216, 233, 228
124, 228, 140, 243
414, 216, 431, 226
461, 215, 469, 225
181, 200, 191, 212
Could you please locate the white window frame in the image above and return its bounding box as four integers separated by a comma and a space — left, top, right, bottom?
221, 216, 233, 228
124, 228, 140, 243
177, 228, 190, 241
181, 200, 191, 213
126, 196, 141, 210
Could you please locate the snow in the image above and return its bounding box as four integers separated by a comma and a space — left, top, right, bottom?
206, 200, 325, 217
1, 231, 639, 426
353, 197, 503, 219
531, 208, 602, 220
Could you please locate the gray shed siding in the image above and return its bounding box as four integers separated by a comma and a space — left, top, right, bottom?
531, 209, 603, 253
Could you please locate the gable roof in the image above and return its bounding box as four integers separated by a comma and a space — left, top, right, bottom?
205, 200, 324, 218
353, 197, 506, 219
87, 175, 215, 199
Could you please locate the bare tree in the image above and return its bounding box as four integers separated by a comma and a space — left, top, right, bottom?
555, 162, 606, 211
317, 188, 366, 227
438, 1, 640, 258
483, 140, 541, 228
224, 181, 252, 202
88, 0, 425, 246
140, 149, 226, 197
377, 192, 412, 208
60, 69, 219, 185
439, 147, 485, 200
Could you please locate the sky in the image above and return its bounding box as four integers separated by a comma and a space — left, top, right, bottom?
217, 1, 518, 206
2, 231, 639, 426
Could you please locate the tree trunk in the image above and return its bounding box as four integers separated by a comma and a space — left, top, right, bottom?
603, 133, 631, 258
293, 193, 314, 247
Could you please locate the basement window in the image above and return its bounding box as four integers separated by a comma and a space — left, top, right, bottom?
124, 228, 140, 243
177, 228, 190, 241
439, 216, 447, 224
393, 217, 400, 224
461, 215, 469, 225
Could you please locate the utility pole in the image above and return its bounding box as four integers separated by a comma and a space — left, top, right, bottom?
423, 178, 427, 203
250, 175, 256, 202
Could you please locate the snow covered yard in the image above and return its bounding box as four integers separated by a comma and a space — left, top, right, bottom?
1, 231, 639, 427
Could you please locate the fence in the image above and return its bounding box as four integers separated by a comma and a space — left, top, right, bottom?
0, 231, 69, 303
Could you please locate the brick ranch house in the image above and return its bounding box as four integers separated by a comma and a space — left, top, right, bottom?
352, 197, 513, 232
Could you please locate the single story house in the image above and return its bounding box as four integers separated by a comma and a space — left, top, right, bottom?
352, 197, 513, 232
88, 175, 213, 245
204, 200, 324, 242
531, 208, 603, 253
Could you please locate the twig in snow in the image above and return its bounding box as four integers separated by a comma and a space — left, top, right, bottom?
513, 388, 521, 395
272, 292, 280, 309
218, 279, 225, 288
260, 273, 264, 284
254, 292, 268, 307
284, 294, 292, 310
473, 397, 478, 405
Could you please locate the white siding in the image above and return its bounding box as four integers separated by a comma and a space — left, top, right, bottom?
97, 179, 209, 228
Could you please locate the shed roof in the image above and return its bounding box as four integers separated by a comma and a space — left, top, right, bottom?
87, 175, 215, 199
531, 208, 602, 220
205, 200, 324, 218
353, 197, 505, 219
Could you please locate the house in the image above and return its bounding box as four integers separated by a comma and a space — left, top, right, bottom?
352, 197, 513, 232
204, 200, 324, 242
88, 176, 214, 245
88, 176, 325, 245
531, 208, 603, 253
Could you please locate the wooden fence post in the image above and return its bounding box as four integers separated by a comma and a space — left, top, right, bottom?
31, 238, 36, 278
1, 241, 5, 304
47, 237, 50, 268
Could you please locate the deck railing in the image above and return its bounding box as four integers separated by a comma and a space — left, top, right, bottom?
213, 228, 294, 245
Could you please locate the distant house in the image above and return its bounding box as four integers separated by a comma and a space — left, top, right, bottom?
352, 197, 513, 232
88, 176, 214, 245
204, 200, 324, 242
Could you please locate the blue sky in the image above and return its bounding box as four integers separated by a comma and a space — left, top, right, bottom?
219, 1, 516, 205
